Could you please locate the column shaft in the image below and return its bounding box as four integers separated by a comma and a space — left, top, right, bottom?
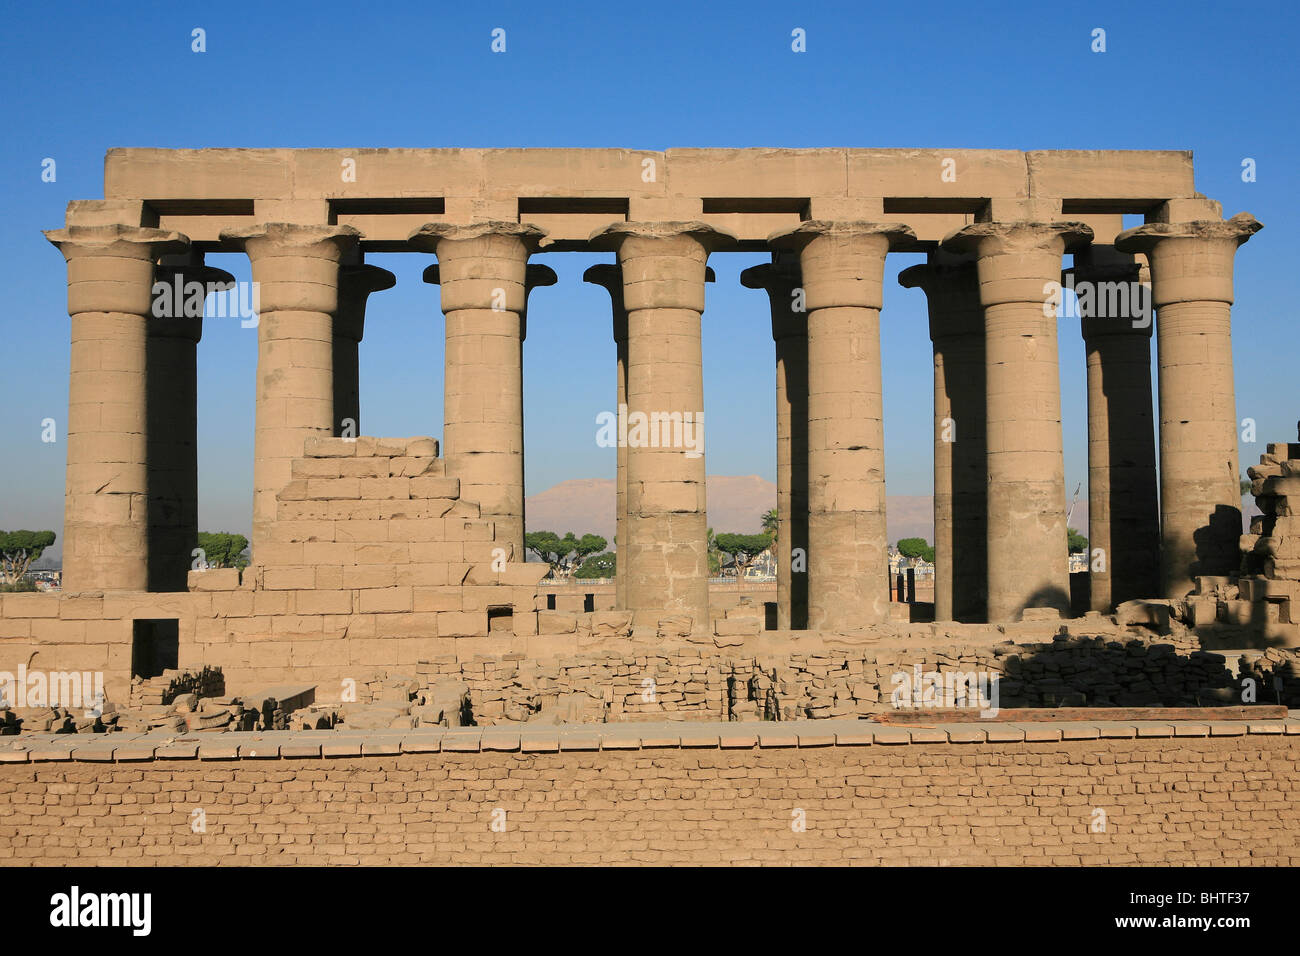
45, 224, 189, 592
333, 263, 394, 438
944, 221, 1092, 622
1117, 211, 1262, 598
1071, 249, 1160, 610
584, 264, 629, 609
591, 223, 733, 626
771, 221, 914, 631
222, 223, 360, 557
412, 224, 545, 561
900, 257, 987, 622
147, 261, 233, 590
742, 259, 808, 629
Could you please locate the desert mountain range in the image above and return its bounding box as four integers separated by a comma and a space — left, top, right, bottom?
525, 476, 955, 545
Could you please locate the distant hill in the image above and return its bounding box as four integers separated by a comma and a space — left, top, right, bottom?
526, 476, 941, 545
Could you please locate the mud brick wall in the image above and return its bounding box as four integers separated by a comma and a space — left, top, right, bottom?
414, 634, 1236, 725
1, 720, 1297, 865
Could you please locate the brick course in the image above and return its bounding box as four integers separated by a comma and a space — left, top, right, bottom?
2, 720, 1297, 865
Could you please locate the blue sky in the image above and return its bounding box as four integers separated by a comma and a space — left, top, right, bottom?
1, 0, 1295, 556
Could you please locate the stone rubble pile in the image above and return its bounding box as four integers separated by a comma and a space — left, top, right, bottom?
284, 674, 472, 731
418, 650, 729, 725
405, 630, 1240, 724
1235, 424, 1300, 642
0, 623, 1270, 734
1237, 647, 1300, 707
128, 665, 225, 709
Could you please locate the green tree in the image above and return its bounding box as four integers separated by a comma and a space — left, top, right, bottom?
761, 508, 778, 539
1241, 476, 1254, 497
574, 551, 616, 579
1066, 527, 1088, 554
197, 532, 249, 570
525, 531, 607, 579
0, 530, 56, 584
896, 537, 935, 564
715, 532, 776, 577
526, 531, 569, 577
571, 533, 607, 572
706, 527, 722, 576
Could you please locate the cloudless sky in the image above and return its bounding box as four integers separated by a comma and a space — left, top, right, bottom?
1, 0, 1295, 558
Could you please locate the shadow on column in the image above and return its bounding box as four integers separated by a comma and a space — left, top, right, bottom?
1100, 341, 1160, 604
1195, 503, 1245, 579
946, 339, 987, 622
147, 261, 234, 592
788, 334, 810, 629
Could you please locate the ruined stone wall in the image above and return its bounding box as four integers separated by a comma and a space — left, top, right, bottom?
0, 435, 1271, 717
414, 632, 1233, 725
0, 437, 546, 699
1, 722, 1295, 865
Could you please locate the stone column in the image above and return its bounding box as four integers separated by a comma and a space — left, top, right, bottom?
587, 262, 714, 611
589, 222, 734, 626
221, 223, 360, 556
410, 222, 546, 560
898, 254, 987, 623
148, 257, 235, 591
741, 255, 809, 629
769, 221, 915, 631
584, 263, 631, 611
1117, 208, 1263, 598
519, 262, 557, 551
334, 262, 395, 438
44, 224, 189, 592
943, 220, 1093, 622
1067, 246, 1160, 610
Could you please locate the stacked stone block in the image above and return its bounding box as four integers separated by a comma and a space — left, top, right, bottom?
392, 631, 1234, 724
184, 435, 547, 689
1238, 428, 1300, 643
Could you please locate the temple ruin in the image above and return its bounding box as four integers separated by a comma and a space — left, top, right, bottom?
0, 146, 1283, 706
5, 146, 1300, 868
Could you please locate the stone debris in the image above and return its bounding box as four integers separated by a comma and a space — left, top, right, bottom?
1237, 647, 1300, 707
1234, 423, 1300, 646
0, 621, 1269, 734
128, 666, 225, 710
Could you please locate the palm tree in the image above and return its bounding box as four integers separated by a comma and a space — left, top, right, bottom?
761, 508, 778, 539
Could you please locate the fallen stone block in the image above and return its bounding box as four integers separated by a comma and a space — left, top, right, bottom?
338, 703, 411, 730
1021, 607, 1060, 622
1116, 600, 1172, 633
657, 615, 693, 640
